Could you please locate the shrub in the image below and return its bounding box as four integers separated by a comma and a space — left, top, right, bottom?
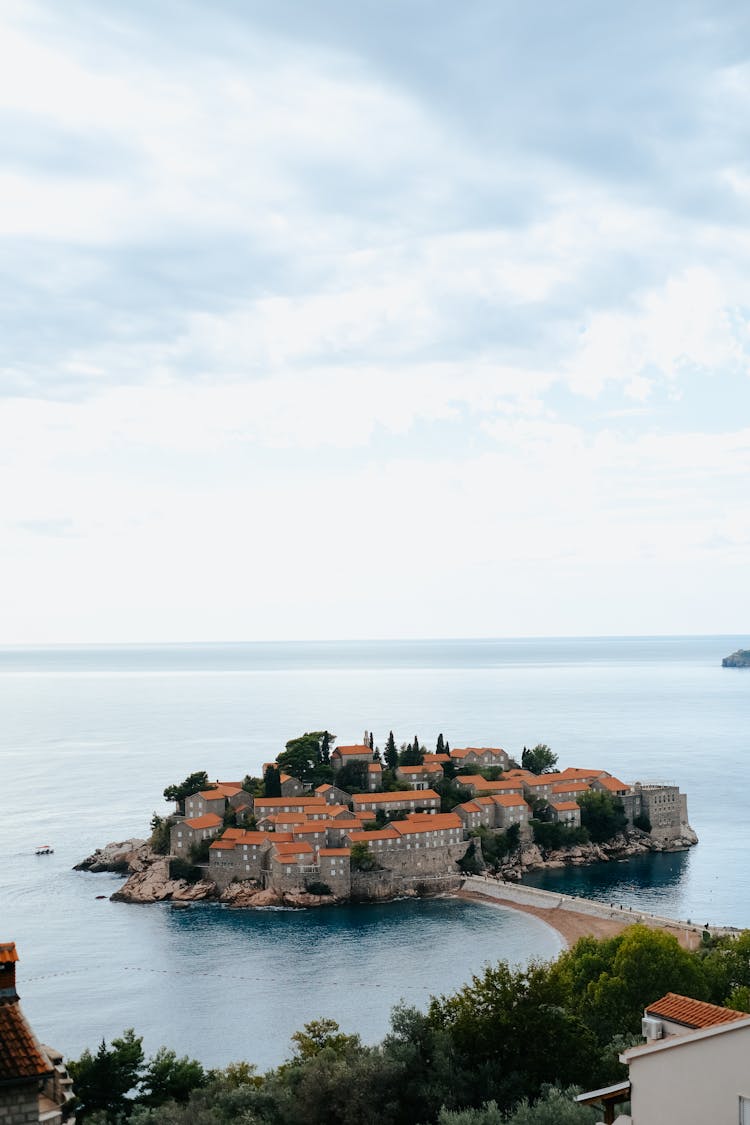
350, 842, 379, 871
149, 814, 172, 855
188, 838, 211, 864
169, 858, 202, 883
633, 813, 652, 833
305, 881, 332, 896
531, 820, 589, 851
577, 792, 628, 843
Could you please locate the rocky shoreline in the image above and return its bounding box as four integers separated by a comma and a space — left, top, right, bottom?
495, 826, 698, 882
75, 826, 698, 909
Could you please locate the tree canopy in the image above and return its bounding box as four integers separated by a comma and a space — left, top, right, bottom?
163, 771, 211, 811
521, 745, 558, 774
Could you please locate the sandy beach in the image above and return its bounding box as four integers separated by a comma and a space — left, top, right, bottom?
457, 883, 709, 951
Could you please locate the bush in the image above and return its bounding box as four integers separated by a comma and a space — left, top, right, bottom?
531, 821, 589, 851
188, 838, 211, 864
577, 792, 628, 843
350, 841, 379, 871
149, 814, 172, 855
633, 813, 652, 833
305, 881, 332, 896
169, 858, 202, 883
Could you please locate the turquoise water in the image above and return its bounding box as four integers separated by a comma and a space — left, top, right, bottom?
1, 636, 748, 1065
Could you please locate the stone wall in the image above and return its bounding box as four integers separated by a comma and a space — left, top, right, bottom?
371, 840, 469, 876
0, 1082, 41, 1125
351, 870, 463, 901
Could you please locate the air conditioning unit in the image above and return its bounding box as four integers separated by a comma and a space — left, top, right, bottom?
641, 1016, 663, 1040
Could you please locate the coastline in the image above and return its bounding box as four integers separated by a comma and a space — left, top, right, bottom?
457, 876, 741, 951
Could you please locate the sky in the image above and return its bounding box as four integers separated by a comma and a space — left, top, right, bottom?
1, 0, 749, 644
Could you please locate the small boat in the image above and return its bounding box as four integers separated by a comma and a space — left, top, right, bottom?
35, 845, 54, 855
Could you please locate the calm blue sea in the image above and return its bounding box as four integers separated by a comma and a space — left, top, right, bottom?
1, 635, 747, 1067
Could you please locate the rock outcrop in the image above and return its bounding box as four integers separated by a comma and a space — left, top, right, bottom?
497, 829, 695, 881
74, 839, 149, 873
111, 856, 216, 903
722, 649, 750, 668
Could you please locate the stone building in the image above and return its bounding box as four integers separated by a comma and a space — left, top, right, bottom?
352, 790, 441, 817
450, 747, 510, 770
396, 763, 444, 789
169, 812, 223, 857
550, 800, 582, 826
330, 745, 373, 771
0, 943, 74, 1125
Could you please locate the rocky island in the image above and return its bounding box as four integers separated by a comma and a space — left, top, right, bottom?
722, 649, 750, 667
76, 732, 698, 909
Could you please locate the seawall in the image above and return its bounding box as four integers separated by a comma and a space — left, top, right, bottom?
459, 876, 740, 951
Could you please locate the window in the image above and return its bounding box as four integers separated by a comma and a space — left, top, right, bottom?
739, 1096, 750, 1125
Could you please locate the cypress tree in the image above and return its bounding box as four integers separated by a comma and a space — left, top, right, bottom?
436, 733, 445, 754
385, 731, 398, 771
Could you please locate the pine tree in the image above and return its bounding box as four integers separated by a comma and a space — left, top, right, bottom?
369, 732, 374, 751
385, 731, 398, 772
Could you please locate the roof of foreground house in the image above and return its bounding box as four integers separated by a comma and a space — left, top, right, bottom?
646, 993, 749, 1030
0, 943, 53, 1085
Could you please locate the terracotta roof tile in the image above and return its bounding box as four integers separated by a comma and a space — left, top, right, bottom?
0, 1003, 52, 1082
319, 848, 351, 857
646, 993, 748, 1029
491, 794, 529, 808
352, 789, 439, 804
184, 813, 222, 830
551, 801, 580, 811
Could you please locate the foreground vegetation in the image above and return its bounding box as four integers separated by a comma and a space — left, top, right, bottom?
70, 924, 750, 1124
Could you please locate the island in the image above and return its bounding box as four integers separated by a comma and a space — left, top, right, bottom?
76, 732, 698, 908
722, 649, 750, 667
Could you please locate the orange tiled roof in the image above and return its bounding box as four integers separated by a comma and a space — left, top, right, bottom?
598, 776, 629, 792
347, 828, 400, 842
0, 1003, 52, 1082
315, 784, 332, 792
458, 801, 480, 813
557, 767, 607, 780
393, 813, 462, 835
551, 801, 580, 811
184, 813, 222, 829
646, 993, 748, 1029
319, 848, 351, 857
491, 794, 529, 808
0, 944, 18, 964
273, 841, 314, 855
367, 763, 382, 772
196, 789, 228, 802
254, 797, 327, 809
423, 753, 450, 763
209, 839, 235, 850
352, 789, 439, 804
333, 745, 372, 756
552, 781, 590, 793
397, 764, 443, 776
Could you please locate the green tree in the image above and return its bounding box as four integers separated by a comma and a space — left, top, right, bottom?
149, 813, 171, 855
139, 1047, 207, 1107
521, 745, 558, 775
552, 925, 709, 1044
69, 1029, 145, 1122
290, 1019, 359, 1061
163, 772, 211, 814
277, 731, 335, 783
577, 791, 627, 843
336, 760, 369, 792
436, 733, 445, 754
350, 841, 378, 871
385, 731, 398, 772
263, 765, 282, 797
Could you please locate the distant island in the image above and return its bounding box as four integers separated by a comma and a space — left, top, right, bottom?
75, 731, 698, 909
722, 649, 750, 667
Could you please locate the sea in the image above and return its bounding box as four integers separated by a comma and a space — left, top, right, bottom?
1, 635, 748, 1069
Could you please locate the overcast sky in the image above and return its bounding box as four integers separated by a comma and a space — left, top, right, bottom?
2, 1, 749, 644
